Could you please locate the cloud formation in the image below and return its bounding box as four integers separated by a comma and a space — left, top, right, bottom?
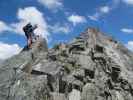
11, 7, 50, 40
49, 23, 70, 34
68, 14, 86, 26
88, 0, 120, 21
88, 13, 99, 21
126, 41, 133, 51
100, 6, 110, 13
122, 0, 133, 5
88, 6, 110, 21
37, 0, 63, 10
0, 21, 11, 33
0, 7, 50, 41
0, 42, 22, 60
121, 28, 133, 34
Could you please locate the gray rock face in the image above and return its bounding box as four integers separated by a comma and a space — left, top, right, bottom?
0, 28, 133, 100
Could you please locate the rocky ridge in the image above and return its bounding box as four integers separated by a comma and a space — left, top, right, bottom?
0, 28, 133, 100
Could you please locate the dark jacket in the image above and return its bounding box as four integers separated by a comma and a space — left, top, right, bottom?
23, 23, 37, 38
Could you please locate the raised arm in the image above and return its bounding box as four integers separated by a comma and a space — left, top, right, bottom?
32, 24, 38, 31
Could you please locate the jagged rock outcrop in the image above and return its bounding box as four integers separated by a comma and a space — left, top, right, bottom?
0, 28, 133, 100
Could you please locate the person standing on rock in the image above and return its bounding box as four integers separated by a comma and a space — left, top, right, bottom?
23, 23, 38, 48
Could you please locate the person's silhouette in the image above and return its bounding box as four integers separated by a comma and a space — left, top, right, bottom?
23, 23, 37, 48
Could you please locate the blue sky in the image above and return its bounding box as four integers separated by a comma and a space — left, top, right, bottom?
0, 0, 133, 59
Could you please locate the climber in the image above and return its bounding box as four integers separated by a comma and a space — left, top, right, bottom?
23, 23, 38, 48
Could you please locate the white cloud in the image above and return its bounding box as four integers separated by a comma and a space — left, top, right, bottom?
0, 7, 50, 41
126, 41, 133, 51
100, 6, 110, 13
68, 14, 86, 26
88, 13, 99, 21
49, 23, 70, 34
88, 1, 120, 21
11, 21, 26, 35
0, 21, 11, 33
121, 28, 133, 33
0, 42, 22, 60
122, 0, 133, 5
37, 0, 63, 10
10, 7, 50, 40
88, 6, 110, 21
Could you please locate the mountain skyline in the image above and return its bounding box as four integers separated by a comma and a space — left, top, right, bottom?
0, 0, 133, 60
